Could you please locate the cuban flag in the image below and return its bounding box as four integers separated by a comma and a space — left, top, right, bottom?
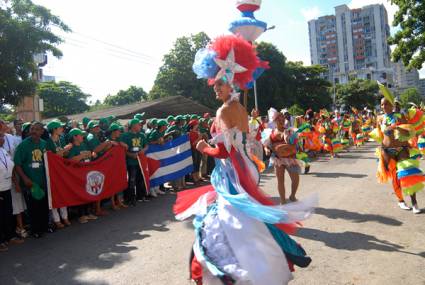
140, 134, 194, 188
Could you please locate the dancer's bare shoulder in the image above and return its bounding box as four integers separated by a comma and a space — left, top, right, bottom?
217, 101, 249, 132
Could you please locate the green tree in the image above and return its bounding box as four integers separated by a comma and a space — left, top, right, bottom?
388, 0, 425, 70
104, 86, 147, 106
400, 87, 423, 108
37, 81, 90, 118
336, 79, 379, 109
285, 62, 332, 111
149, 32, 218, 108
288, 104, 304, 116
0, 0, 70, 105
252, 42, 289, 113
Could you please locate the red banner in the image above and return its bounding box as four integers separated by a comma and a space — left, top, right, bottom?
45, 146, 128, 209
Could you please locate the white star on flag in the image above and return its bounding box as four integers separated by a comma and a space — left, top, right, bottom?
214, 48, 247, 83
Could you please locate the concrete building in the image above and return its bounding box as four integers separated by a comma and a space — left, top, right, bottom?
308, 4, 393, 86
393, 61, 420, 95
419, 79, 425, 98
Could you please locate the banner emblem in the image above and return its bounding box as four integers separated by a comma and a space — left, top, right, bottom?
86, 171, 105, 196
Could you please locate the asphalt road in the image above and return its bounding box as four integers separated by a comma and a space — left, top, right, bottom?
1, 143, 424, 285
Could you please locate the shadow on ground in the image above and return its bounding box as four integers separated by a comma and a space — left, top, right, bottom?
310, 172, 368, 179
0, 194, 178, 285
314, 207, 402, 226
296, 228, 425, 258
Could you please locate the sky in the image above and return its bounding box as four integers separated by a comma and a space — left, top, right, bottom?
33, 0, 425, 103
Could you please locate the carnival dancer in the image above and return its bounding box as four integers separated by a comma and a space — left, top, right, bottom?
318, 110, 341, 158
247, 108, 265, 163
340, 113, 352, 148
374, 86, 423, 213
174, 35, 317, 285
264, 108, 302, 203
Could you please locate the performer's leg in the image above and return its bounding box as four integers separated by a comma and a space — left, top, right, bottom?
288, 167, 300, 202
275, 165, 286, 204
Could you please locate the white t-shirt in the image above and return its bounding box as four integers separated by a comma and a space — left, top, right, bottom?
3, 134, 21, 158
0, 148, 14, 191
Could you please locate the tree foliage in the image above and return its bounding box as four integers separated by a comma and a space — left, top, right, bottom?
285, 62, 332, 111
149, 32, 219, 108
0, 0, 70, 105
150, 34, 332, 112
400, 87, 423, 108
37, 81, 90, 118
104, 86, 147, 106
388, 0, 425, 70
288, 104, 304, 116
335, 79, 379, 109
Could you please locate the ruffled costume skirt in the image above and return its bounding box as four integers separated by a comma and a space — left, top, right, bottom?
175, 148, 317, 285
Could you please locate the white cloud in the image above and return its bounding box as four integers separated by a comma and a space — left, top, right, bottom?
301, 6, 320, 21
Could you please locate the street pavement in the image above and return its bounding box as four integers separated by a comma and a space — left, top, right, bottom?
1, 143, 425, 285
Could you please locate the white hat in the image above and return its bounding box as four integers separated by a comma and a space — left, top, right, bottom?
268, 108, 280, 122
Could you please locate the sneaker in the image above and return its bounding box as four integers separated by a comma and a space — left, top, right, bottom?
87, 214, 98, 220
16, 228, 28, 238
412, 204, 421, 214
63, 219, 71, 226
78, 216, 88, 224
150, 191, 158, 198
142, 198, 150, 202
0, 243, 8, 252
156, 189, 166, 195
304, 166, 310, 174
398, 201, 411, 210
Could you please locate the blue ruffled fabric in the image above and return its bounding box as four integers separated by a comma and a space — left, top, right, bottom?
211, 160, 290, 224
397, 167, 422, 179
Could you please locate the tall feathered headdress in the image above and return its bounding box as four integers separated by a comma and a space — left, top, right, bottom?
192, 35, 268, 90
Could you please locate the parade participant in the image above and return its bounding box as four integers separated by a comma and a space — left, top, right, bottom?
86, 120, 114, 215
67, 128, 98, 223
0, 120, 28, 238
341, 113, 352, 148
14, 122, 49, 238
188, 119, 202, 185
166, 115, 186, 191
108, 124, 129, 209
318, 110, 340, 157
46, 120, 72, 228
248, 108, 265, 162
375, 93, 423, 213
198, 118, 210, 180
264, 108, 302, 204
176, 34, 316, 285
120, 119, 149, 204
0, 133, 24, 252
351, 115, 363, 147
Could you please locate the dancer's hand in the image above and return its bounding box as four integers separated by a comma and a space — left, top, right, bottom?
196, 140, 209, 153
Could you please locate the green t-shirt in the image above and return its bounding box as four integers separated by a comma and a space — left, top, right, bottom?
14, 137, 47, 189
67, 143, 90, 162
120, 131, 147, 165
46, 136, 66, 154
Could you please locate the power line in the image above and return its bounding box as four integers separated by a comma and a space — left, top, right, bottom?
62, 36, 159, 65
52, 24, 158, 61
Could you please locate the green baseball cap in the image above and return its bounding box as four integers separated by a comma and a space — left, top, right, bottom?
99, 118, 109, 125
167, 115, 175, 123
68, 128, 84, 137
87, 120, 99, 129
109, 123, 121, 132
151, 118, 158, 125
128, 118, 141, 127
157, 120, 167, 127
175, 115, 183, 121
22, 122, 31, 132
82, 117, 90, 126
134, 113, 145, 120
47, 120, 65, 131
